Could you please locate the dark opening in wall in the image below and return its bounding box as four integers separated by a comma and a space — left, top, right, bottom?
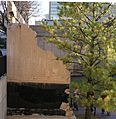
0, 56, 6, 77
7, 82, 69, 115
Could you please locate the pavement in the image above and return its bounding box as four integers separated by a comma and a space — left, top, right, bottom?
6, 107, 116, 119
73, 107, 116, 119
6, 111, 116, 119
6, 115, 74, 119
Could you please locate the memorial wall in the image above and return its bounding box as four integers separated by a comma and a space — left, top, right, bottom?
7, 24, 70, 84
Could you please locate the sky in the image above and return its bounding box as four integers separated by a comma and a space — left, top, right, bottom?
29, 1, 49, 24
39, 1, 49, 15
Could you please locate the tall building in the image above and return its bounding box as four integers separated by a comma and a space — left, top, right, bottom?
49, 1, 59, 19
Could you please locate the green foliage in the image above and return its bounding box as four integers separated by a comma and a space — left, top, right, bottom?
43, 2, 116, 116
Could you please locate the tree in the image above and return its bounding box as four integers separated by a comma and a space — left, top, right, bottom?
0, 1, 7, 49
14, 1, 40, 23
43, 3, 116, 119
0, 1, 7, 33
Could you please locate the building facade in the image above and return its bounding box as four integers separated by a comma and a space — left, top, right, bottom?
49, 1, 59, 19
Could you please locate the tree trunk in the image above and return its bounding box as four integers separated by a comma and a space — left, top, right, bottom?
84, 106, 91, 119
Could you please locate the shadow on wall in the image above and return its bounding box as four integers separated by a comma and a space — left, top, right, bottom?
7, 82, 69, 109
0, 56, 6, 77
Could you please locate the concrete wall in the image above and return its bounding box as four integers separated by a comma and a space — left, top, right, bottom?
0, 76, 6, 119
30, 25, 66, 58
30, 25, 82, 76
7, 24, 70, 84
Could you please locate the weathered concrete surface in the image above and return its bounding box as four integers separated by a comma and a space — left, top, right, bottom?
30, 25, 66, 58
0, 76, 7, 119
6, 115, 75, 119
30, 25, 82, 76
7, 24, 70, 84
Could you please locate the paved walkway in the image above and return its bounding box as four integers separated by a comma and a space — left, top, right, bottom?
6, 107, 116, 119
74, 107, 116, 119
6, 115, 74, 119
6, 112, 116, 119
